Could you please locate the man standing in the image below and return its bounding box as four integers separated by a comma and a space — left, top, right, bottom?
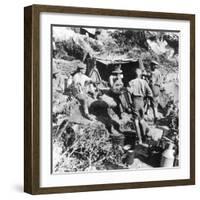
149, 60, 162, 123
128, 68, 153, 144
72, 62, 95, 121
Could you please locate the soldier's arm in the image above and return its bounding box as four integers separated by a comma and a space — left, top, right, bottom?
127, 80, 133, 94
145, 81, 153, 98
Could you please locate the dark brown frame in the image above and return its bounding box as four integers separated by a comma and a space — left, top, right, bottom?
24, 4, 195, 195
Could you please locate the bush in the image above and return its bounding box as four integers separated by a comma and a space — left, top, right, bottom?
53, 122, 126, 173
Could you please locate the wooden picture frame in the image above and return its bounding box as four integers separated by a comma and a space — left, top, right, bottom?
24, 4, 195, 194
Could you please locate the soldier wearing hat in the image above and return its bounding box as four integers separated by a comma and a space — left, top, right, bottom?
109, 64, 124, 87
107, 65, 124, 119
150, 60, 162, 92
128, 68, 153, 144
72, 62, 96, 121
149, 60, 162, 123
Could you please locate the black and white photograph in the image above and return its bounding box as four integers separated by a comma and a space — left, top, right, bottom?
51, 25, 179, 174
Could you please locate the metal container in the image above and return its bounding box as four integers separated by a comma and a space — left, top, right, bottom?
160, 142, 175, 167
125, 150, 135, 165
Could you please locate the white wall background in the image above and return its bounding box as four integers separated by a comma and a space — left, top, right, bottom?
0, 0, 198, 199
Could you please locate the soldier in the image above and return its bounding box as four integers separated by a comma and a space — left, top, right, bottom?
108, 79, 124, 119
149, 60, 162, 123
72, 63, 96, 121
109, 65, 124, 87
128, 68, 153, 144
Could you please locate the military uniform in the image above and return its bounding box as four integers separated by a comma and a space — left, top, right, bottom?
128, 78, 153, 118
72, 65, 95, 120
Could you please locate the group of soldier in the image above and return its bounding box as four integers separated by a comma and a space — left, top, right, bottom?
106, 60, 162, 144
53, 59, 162, 145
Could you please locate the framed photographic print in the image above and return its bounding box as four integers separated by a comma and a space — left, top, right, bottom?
24, 4, 195, 194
